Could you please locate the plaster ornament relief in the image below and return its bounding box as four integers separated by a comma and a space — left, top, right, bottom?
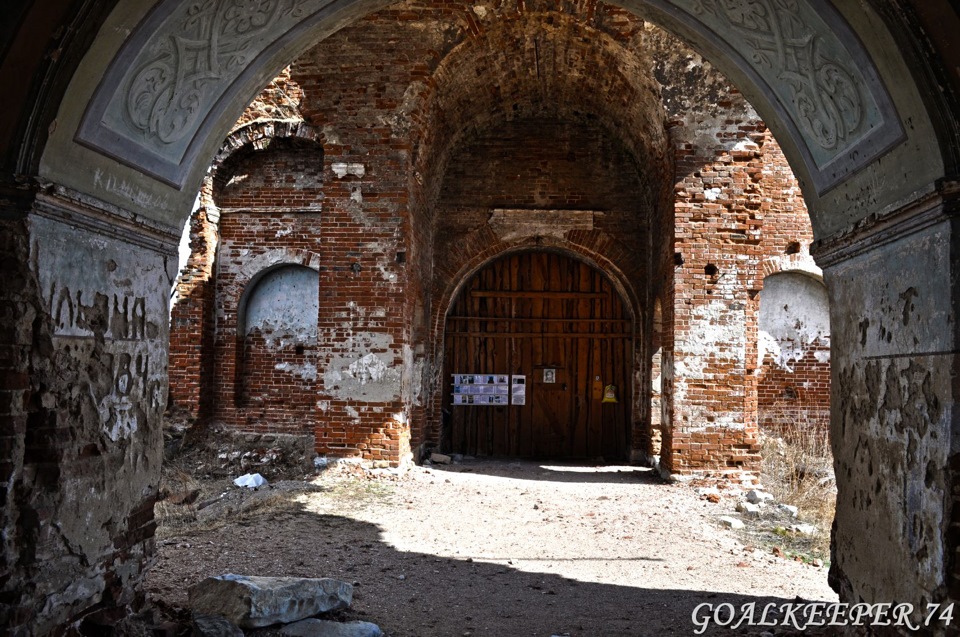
125, 0, 308, 146
690, 0, 862, 152
78, 0, 901, 192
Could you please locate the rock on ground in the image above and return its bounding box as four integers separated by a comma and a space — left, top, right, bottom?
719, 516, 745, 530
280, 619, 384, 637
192, 613, 244, 637
745, 489, 774, 504
189, 574, 353, 628
429, 453, 452, 465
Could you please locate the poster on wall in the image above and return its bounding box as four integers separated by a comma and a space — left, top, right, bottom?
511, 375, 526, 405
452, 374, 511, 406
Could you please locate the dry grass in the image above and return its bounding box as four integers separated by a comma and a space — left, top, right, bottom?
759, 403, 836, 559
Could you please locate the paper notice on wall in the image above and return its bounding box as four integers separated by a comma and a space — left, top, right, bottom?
511, 375, 526, 405
452, 373, 512, 406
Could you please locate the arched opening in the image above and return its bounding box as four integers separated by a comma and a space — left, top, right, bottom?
3, 0, 960, 633
757, 271, 831, 434
443, 251, 634, 460
235, 264, 320, 432
756, 269, 833, 557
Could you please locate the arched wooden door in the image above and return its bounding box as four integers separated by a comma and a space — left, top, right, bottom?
443, 251, 633, 460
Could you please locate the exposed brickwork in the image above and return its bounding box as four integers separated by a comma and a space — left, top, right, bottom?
757, 345, 831, 432
1, 191, 168, 635
212, 209, 324, 431
166, 0, 826, 473
215, 138, 325, 211
425, 118, 658, 453
238, 330, 318, 433
168, 206, 218, 420
657, 32, 828, 472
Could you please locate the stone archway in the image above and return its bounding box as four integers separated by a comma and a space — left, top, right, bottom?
2, 0, 960, 633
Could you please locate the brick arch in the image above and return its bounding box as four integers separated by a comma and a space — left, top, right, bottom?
757, 252, 824, 284
200, 119, 323, 216
753, 265, 831, 438
410, 8, 670, 215
3, 1, 960, 633
431, 238, 643, 346
212, 250, 322, 427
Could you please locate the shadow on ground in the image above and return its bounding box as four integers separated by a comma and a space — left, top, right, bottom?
146, 497, 839, 637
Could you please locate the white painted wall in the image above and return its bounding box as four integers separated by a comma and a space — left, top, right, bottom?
758, 272, 830, 370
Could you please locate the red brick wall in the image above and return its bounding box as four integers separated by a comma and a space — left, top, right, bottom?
206, 134, 326, 437
166, 1, 826, 472
238, 330, 317, 433
210, 211, 323, 435
665, 126, 828, 473
425, 117, 659, 454
758, 346, 831, 431
632, 24, 830, 474
168, 205, 218, 420
291, 26, 422, 462
215, 139, 325, 211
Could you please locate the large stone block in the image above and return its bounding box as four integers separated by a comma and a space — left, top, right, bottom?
188, 574, 353, 628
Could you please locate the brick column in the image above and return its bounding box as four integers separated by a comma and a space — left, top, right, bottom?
315, 142, 412, 465
168, 200, 219, 421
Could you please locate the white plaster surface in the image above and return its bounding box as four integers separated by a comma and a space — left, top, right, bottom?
758, 272, 830, 370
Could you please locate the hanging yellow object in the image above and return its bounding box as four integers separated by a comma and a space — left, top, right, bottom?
602, 384, 618, 403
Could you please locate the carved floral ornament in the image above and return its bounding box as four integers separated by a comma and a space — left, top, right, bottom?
77, 0, 901, 193
125, 0, 308, 145
690, 0, 863, 151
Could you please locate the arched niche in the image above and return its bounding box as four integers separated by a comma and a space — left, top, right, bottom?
236, 264, 320, 432
757, 270, 831, 432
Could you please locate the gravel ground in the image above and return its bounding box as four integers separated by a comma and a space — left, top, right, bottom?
145, 458, 838, 636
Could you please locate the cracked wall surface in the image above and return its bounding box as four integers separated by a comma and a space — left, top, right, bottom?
1, 193, 176, 633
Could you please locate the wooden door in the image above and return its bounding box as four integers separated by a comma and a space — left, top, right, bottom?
443, 251, 633, 460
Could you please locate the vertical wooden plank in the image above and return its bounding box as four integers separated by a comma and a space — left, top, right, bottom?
571, 256, 587, 458
508, 258, 520, 456
601, 335, 615, 459
467, 277, 479, 456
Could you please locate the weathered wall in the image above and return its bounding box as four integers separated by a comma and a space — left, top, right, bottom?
7, 2, 960, 634
757, 272, 831, 432
818, 207, 955, 616
648, 29, 821, 473
168, 205, 218, 421
165, 4, 821, 471
0, 201, 39, 631
427, 118, 655, 453
238, 265, 320, 432
1, 191, 175, 634
209, 141, 325, 437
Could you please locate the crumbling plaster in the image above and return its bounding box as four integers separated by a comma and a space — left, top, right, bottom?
822, 219, 952, 607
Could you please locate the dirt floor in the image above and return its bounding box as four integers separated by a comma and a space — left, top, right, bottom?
145, 443, 838, 636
